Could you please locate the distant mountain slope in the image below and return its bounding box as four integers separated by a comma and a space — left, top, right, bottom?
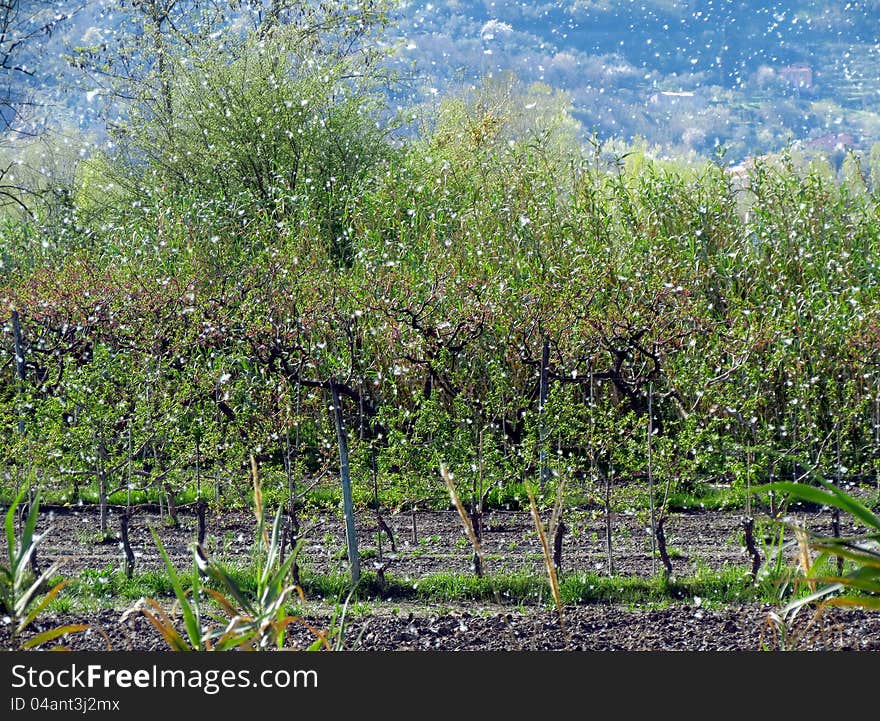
388, 1, 880, 160
11, 1, 880, 162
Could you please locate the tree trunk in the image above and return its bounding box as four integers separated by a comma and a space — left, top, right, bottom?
656, 516, 673, 576
553, 519, 566, 575
286, 512, 302, 588
120, 510, 135, 579
163, 481, 179, 526
410, 502, 418, 545
647, 384, 658, 575
96, 440, 110, 538
197, 500, 208, 547
831, 507, 844, 576
376, 509, 396, 552
742, 516, 761, 578
98, 470, 109, 538
470, 506, 483, 578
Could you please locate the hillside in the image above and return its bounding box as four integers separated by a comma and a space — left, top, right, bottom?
5, 1, 880, 163
2, 0, 880, 667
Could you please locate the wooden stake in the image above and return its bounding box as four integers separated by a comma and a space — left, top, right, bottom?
331, 378, 360, 585
11, 310, 25, 435
538, 337, 550, 491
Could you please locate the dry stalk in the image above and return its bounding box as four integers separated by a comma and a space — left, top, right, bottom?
251, 454, 269, 549
439, 463, 485, 574
527, 486, 565, 635
549, 472, 565, 545
763, 603, 832, 651
794, 523, 816, 593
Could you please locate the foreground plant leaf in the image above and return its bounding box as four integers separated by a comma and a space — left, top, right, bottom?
757, 474, 880, 619
21, 624, 90, 650
755, 479, 880, 533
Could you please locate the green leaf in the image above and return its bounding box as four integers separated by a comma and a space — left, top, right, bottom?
141, 605, 192, 652
754, 481, 835, 509
816, 477, 880, 531
755, 480, 880, 532
14, 560, 64, 624
202, 588, 239, 617
306, 636, 326, 652
196, 552, 253, 616
150, 526, 201, 649
827, 596, 880, 612
260, 507, 284, 588
21, 624, 89, 650
13, 541, 36, 591
781, 582, 843, 616
18, 492, 41, 565
806, 540, 880, 568
18, 575, 68, 634
811, 574, 880, 595
5, 489, 23, 568
844, 563, 880, 582
213, 620, 255, 652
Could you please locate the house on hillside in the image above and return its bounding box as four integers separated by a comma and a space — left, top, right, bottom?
647, 90, 705, 110
806, 133, 855, 153
778, 63, 813, 89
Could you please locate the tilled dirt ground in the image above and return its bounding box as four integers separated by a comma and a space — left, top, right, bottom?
4, 500, 880, 651
9, 602, 880, 651
28, 501, 772, 578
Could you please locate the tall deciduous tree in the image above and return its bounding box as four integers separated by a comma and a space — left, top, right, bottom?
69, 0, 395, 261
1, 0, 71, 130
0, 1, 74, 212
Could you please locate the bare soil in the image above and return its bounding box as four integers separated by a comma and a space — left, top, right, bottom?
4, 500, 880, 651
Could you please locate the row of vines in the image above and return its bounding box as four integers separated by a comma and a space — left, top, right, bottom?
1, 11, 879, 571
